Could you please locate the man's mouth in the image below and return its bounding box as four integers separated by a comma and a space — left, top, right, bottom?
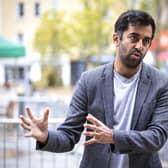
131, 51, 142, 59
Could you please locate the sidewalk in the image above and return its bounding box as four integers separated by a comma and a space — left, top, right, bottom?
46, 86, 73, 97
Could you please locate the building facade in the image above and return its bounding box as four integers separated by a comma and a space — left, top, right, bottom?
0, 0, 79, 88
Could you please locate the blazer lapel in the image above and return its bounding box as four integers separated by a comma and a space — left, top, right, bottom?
131, 64, 152, 129
101, 63, 152, 130
101, 63, 114, 128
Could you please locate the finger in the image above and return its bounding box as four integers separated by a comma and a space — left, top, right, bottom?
24, 132, 33, 138
20, 115, 31, 126
84, 138, 97, 145
84, 123, 97, 131
21, 122, 31, 131
26, 106, 35, 121
86, 114, 101, 126
83, 131, 97, 137
42, 108, 50, 122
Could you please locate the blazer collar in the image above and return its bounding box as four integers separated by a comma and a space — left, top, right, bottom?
131, 63, 152, 129
101, 62, 114, 128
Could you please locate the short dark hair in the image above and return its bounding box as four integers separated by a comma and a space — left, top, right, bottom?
114, 10, 156, 39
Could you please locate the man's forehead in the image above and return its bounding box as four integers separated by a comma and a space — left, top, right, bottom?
125, 24, 153, 37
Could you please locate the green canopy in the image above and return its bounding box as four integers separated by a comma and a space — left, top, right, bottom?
0, 36, 25, 57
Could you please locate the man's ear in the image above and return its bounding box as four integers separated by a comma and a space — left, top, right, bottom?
113, 33, 120, 47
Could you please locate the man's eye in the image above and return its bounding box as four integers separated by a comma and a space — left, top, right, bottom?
143, 38, 151, 45
128, 36, 138, 42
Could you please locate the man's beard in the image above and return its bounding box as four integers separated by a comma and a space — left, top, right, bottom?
120, 49, 144, 68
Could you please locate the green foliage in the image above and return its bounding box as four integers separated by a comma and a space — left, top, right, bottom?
32, 0, 128, 88
68, 0, 128, 58
33, 0, 128, 59
33, 65, 62, 88
33, 10, 73, 57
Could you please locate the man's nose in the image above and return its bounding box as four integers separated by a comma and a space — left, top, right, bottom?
135, 39, 143, 50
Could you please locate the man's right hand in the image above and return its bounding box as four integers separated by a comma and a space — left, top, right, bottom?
20, 106, 49, 144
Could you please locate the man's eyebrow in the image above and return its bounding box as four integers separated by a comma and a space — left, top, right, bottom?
128, 32, 152, 39
128, 32, 140, 36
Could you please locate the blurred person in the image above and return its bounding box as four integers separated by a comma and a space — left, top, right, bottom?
0, 82, 17, 118
20, 10, 168, 168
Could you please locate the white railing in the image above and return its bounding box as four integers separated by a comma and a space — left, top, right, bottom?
1, 119, 168, 168
0, 95, 168, 168
0, 95, 70, 119
0, 118, 83, 168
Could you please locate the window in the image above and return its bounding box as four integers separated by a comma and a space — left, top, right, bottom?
17, 2, 24, 17
5, 65, 28, 84
17, 33, 24, 44
34, 2, 40, 16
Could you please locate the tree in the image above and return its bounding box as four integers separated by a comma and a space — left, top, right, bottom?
32, 0, 128, 87
33, 11, 70, 87
33, 0, 128, 60
33, 10, 72, 58
68, 0, 128, 59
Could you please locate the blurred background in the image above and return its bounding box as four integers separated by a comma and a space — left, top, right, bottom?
0, 0, 168, 167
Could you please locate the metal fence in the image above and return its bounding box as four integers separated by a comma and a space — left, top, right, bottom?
0, 96, 168, 168
0, 95, 83, 168
0, 118, 84, 168
1, 118, 168, 168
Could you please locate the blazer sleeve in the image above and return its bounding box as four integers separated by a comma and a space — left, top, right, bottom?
36, 72, 88, 153
113, 82, 168, 154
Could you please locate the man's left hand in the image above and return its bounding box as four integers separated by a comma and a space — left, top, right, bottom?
83, 114, 115, 145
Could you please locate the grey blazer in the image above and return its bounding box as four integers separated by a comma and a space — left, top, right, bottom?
37, 62, 168, 168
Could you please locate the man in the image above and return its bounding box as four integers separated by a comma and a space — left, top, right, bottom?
20, 10, 168, 168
